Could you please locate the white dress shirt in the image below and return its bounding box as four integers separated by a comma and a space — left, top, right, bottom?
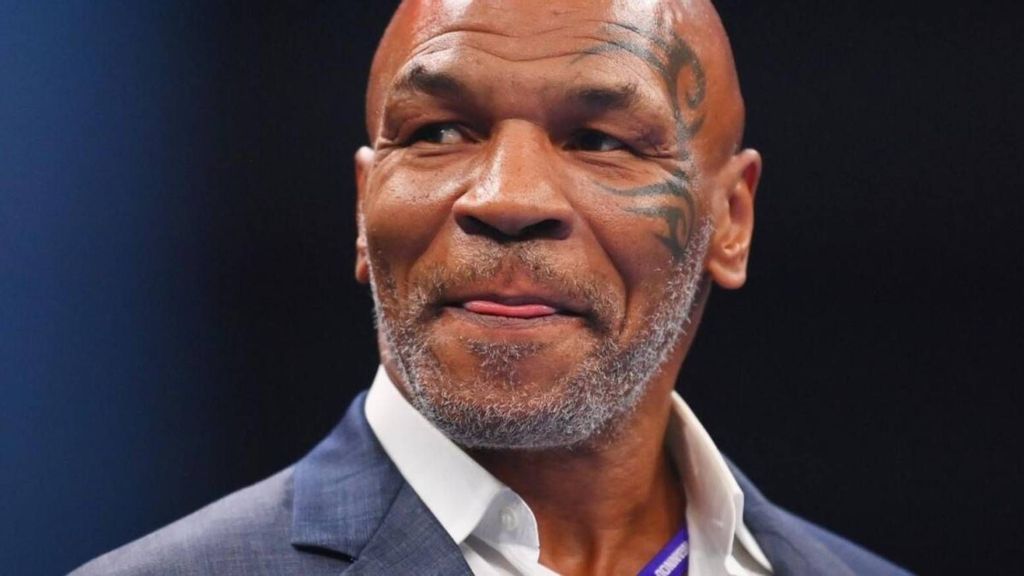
364, 366, 773, 576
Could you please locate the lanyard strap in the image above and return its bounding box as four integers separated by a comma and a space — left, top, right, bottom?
637, 526, 690, 576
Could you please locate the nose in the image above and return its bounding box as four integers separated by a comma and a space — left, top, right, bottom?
453, 121, 574, 241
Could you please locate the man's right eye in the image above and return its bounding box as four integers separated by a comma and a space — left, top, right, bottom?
408, 122, 467, 145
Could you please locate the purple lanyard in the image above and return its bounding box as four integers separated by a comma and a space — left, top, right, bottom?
636, 526, 690, 576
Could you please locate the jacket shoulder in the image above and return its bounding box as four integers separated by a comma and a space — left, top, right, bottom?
782, 508, 914, 575
727, 459, 914, 575
69, 468, 347, 576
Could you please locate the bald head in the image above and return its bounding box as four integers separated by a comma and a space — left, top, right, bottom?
365, 0, 746, 170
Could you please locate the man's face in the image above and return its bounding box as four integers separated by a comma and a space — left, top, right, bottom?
356, 0, 746, 449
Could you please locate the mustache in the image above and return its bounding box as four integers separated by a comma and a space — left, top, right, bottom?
412, 243, 620, 334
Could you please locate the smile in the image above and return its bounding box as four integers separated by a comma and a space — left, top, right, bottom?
462, 299, 559, 319
442, 306, 582, 332
439, 294, 585, 332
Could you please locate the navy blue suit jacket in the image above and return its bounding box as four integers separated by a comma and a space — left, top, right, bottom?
72, 393, 912, 575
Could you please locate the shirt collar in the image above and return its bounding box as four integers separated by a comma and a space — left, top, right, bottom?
668, 393, 773, 572
364, 366, 511, 545
364, 366, 771, 573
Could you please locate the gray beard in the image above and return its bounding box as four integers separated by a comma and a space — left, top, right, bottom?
368, 218, 712, 451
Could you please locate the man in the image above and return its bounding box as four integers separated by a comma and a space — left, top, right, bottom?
73, 0, 911, 574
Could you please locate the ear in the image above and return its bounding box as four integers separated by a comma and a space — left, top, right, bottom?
354, 146, 375, 285
706, 148, 761, 289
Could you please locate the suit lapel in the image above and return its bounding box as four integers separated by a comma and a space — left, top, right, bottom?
728, 462, 856, 576
290, 392, 470, 575
342, 482, 472, 575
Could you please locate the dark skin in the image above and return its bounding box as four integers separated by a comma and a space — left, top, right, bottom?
354, 1, 762, 574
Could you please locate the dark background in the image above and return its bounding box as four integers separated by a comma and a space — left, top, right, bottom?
3, 1, 1021, 574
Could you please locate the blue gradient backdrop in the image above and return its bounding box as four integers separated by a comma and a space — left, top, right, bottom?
2, 3, 222, 573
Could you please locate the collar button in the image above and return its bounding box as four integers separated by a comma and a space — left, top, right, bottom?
500, 506, 519, 531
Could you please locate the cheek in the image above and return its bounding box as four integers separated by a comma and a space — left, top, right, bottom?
571, 173, 700, 326
590, 209, 677, 323
362, 157, 469, 279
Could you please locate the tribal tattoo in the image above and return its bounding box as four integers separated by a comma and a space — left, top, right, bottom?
602, 170, 697, 261
578, 23, 708, 262
579, 21, 707, 147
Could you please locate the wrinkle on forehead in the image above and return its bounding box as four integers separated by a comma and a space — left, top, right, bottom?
366, 0, 745, 166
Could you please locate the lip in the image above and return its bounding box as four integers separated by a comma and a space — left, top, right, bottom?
442, 306, 582, 332
441, 286, 588, 319
435, 284, 593, 337
463, 300, 559, 318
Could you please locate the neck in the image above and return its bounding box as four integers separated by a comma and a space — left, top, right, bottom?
469, 382, 685, 576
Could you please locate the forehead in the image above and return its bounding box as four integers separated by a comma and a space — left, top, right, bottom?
388, 0, 679, 83
401, 0, 671, 47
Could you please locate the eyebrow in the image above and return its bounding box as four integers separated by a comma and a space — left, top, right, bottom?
392, 65, 641, 110
391, 65, 466, 100
567, 83, 640, 113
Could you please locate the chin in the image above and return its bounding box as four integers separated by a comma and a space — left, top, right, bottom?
428, 330, 592, 390
395, 334, 648, 450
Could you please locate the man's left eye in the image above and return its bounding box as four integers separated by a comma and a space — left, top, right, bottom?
408, 122, 467, 145
566, 130, 627, 153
